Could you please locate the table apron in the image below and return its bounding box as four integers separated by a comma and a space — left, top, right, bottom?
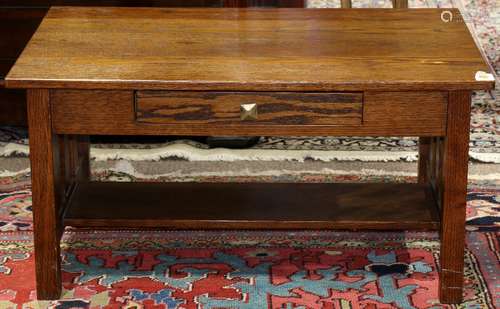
50, 89, 448, 136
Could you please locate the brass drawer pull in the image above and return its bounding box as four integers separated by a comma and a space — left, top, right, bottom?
240, 103, 258, 121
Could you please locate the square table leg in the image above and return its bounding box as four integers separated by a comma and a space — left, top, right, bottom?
76, 136, 91, 181
27, 89, 63, 300
439, 90, 471, 304
59, 134, 90, 184
418, 137, 432, 184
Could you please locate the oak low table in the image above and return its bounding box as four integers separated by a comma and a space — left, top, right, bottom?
6, 7, 494, 303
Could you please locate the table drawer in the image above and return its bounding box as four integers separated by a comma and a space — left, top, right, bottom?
51, 90, 446, 136
135, 91, 363, 126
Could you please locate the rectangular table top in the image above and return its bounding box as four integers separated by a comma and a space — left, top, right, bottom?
6, 7, 495, 91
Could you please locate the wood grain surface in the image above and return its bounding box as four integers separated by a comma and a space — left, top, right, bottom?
6, 8, 494, 91
392, 0, 408, 8
439, 90, 472, 303
51, 89, 447, 136
136, 91, 363, 125
418, 137, 431, 183
64, 182, 440, 230
27, 89, 62, 300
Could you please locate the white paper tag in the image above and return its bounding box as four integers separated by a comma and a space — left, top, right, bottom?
475, 71, 495, 81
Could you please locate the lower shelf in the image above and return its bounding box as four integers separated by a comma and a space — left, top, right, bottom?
63, 182, 440, 230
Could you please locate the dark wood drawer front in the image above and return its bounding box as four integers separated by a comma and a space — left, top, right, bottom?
51, 90, 445, 136
135, 91, 363, 126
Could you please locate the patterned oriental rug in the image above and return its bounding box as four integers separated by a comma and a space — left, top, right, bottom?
0, 0, 498, 163
0, 171, 499, 308
0, 230, 498, 308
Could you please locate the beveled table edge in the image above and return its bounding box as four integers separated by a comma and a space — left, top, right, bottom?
4, 78, 495, 91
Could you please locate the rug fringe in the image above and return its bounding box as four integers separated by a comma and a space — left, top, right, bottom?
0, 168, 30, 177
90, 144, 420, 162
1, 142, 498, 163
469, 152, 500, 163
99, 160, 500, 181
2, 160, 498, 181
